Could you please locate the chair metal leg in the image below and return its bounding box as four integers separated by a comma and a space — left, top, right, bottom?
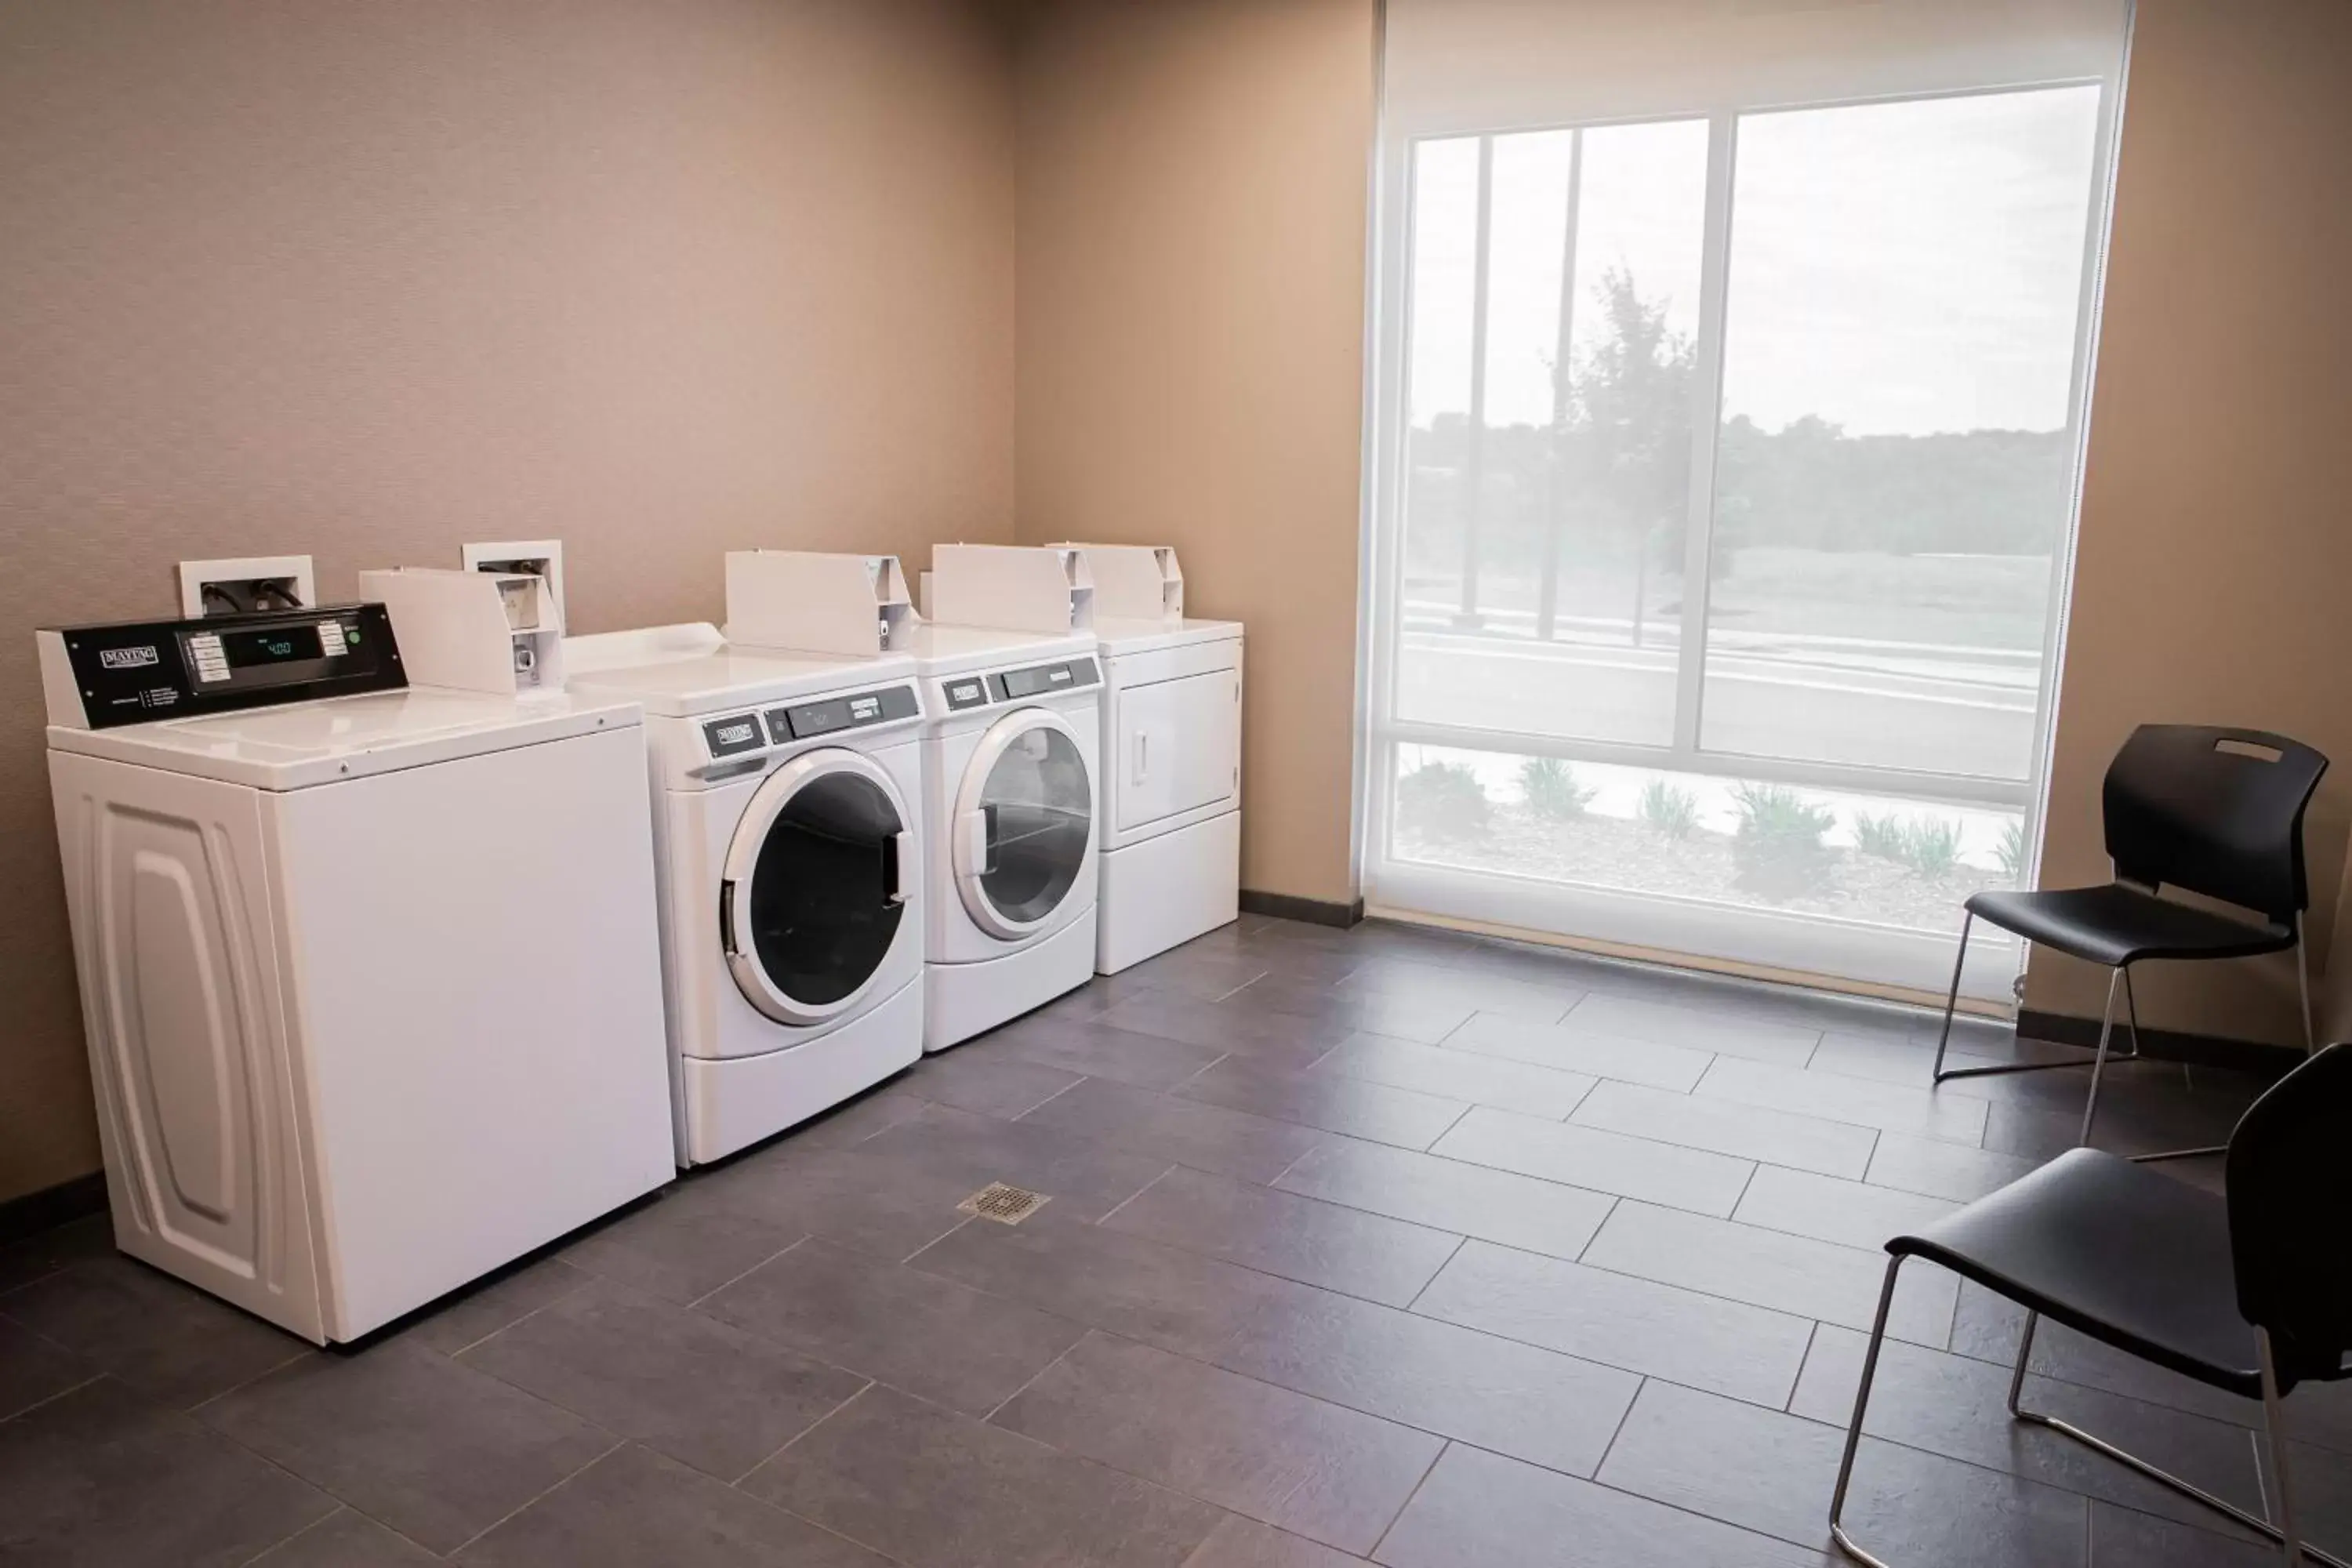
2007, 1311, 2038, 1415
2078, 967, 2126, 1146
1828, 1256, 1904, 1567
2132, 935, 2314, 1165
1929, 914, 1972, 1083
2260, 1327, 2307, 1568
1934, 935, 2140, 1085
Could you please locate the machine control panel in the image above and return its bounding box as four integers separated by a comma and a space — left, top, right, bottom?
48, 604, 405, 729
941, 677, 991, 713
769, 682, 920, 742
989, 656, 1100, 703
697, 681, 923, 763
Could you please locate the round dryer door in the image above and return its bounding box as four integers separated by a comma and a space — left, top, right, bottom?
722, 750, 914, 1026
952, 709, 1095, 941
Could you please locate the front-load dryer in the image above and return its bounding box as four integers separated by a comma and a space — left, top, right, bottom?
567, 623, 925, 1164
909, 622, 1102, 1051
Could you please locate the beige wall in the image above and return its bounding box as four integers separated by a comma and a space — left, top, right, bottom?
1010, 0, 1378, 907
2023, 0, 2352, 1045
0, 0, 1016, 1204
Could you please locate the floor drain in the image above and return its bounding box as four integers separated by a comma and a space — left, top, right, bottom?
959, 1182, 1048, 1225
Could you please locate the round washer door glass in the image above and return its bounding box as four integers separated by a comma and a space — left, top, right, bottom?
960, 715, 1092, 933
731, 757, 908, 1022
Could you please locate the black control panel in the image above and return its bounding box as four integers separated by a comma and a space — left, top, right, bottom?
941, 676, 991, 713
988, 656, 1099, 703
699, 681, 920, 762
49, 604, 405, 730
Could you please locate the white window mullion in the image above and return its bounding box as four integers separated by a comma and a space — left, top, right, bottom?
1668, 111, 1738, 762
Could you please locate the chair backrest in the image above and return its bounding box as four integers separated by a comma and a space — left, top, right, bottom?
2230, 1043, 2352, 1388
2103, 725, 2328, 922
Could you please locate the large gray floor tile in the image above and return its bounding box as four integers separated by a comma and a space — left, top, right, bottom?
0, 1309, 97, 1419
1372, 1442, 1828, 1567
198, 1339, 616, 1554
1102, 990, 1360, 1073
1183, 1514, 1370, 1566
1570, 1080, 1878, 1179
746, 1382, 1225, 1568
699, 1236, 1083, 1417
1580, 1203, 1958, 1348
1225, 973, 1478, 1045
458, 1281, 867, 1482
1597, 1378, 2089, 1567
1104, 1166, 1464, 1307
906, 1203, 1321, 1359
671, 1144, 972, 1262
1411, 1240, 1815, 1408
1733, 1165, 1960, 1252
899, 1050, 1087, 1118
1018, 1076, 1333, 1185
964, 1011, 1232, 1090
1337, 956, 1582, 1025
2088, 1502, 2281, 1567
1864, 1133, 2042, 1203
1176, 1055, 1469, 1149
1314, 1036, 1597, 1120
1446, 1011, 1715, 1092
557, 1192, 799, 1305
994, 1331, 1443, 1555
457, 1442, 890, 1566
401, 1256, 597, 1355
1429, 1106, 1753, 1217
1560, 993, 1823, 1066
0, 1213, 113, 1295
0, 1377, 336, 1567
1698, 1057, 1990, 1145
1, 1253, 310, 1407
248, 1508, 443, 1566
1272, 1138, 1615, 1261
1218, 1287, 1639, 1476
1805, 1029, 2082, 1091
850, 1102, 1178, 1221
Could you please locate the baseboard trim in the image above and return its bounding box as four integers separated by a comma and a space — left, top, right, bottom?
1240, 889, 1364, 929
2016, 1007, 2307, 1078
0, 1171, 107, 1247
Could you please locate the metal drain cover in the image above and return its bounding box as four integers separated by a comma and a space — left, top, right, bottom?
958, 1182, 1048, 1225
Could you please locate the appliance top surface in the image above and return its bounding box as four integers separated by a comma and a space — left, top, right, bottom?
1091, 615, 1243, 655
46, 687, 641, 788
568, 644, 918, 717
905, 621, 1097, 677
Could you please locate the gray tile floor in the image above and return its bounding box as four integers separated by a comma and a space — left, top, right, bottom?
2, 913, 2342, 1566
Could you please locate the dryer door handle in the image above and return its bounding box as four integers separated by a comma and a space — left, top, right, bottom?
960, 808, 993, 877
1133, 730, 1149, 786
884, 830, 913, 905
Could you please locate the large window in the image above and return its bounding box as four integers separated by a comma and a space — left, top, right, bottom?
1364, 4, 2129, 1000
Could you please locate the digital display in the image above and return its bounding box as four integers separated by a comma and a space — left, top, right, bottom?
219, 625, 325, 668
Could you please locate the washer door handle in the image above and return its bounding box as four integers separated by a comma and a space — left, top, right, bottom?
960, 808, 993, 877
884, 830, 913, 906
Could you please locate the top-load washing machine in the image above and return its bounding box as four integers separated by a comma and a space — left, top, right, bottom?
41, 597, 675, 1343
909, 621, 1103, 1051
566, 622, 926, 1164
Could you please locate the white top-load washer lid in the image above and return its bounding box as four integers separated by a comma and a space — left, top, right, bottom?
45, 687, 642, 792
1090, 616, 1242, 658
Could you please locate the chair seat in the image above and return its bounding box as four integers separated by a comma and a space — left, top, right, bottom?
1964, 884, 2292, 968
1891, 1148, 2262, 1399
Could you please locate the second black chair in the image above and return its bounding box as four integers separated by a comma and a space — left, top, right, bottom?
1930, 724, 2327, 1156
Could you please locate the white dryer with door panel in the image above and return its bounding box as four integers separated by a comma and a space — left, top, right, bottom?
40, 603, 674, 1344
911, 623, 1102, 1051
566, 624, 926, 1164
1091, 616, 1244, 972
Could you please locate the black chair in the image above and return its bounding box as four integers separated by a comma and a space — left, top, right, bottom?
1931, 724, 2327, 1159
1830, 1043, 2352, 1568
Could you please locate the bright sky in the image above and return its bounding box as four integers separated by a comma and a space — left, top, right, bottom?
1407, 83, 2104, 437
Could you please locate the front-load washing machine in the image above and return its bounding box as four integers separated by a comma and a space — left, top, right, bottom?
40, 603, 675, 1344
910, 622, 1103, 1051
566, 623, 926, 1164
